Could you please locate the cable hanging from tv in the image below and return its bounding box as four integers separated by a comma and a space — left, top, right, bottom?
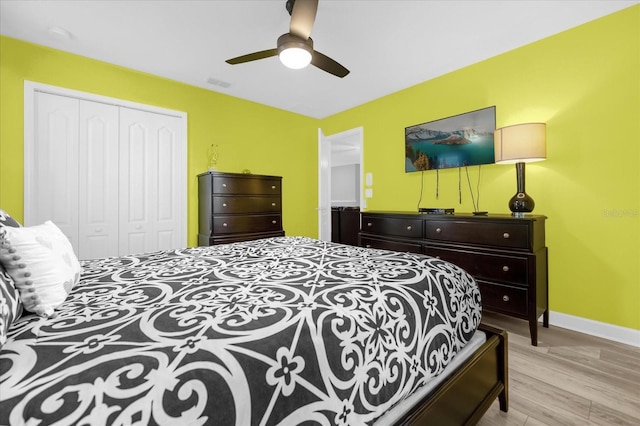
417, 165, 486, 215
466, 165, 487, 215
416, 171, 425, 211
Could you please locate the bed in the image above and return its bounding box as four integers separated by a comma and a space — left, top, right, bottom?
0, 231, 507, 425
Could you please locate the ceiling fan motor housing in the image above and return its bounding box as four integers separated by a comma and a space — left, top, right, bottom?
277, 33, 313, 54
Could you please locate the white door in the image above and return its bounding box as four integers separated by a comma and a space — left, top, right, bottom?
25, 82, 188, 259
29, 92, 80, 249
78, 100, 119, 259
119, 107, 184, 256
318, 129, 332, 241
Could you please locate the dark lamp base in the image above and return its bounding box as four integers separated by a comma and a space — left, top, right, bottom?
508, 162, 536, 217
509, 192, 535, 217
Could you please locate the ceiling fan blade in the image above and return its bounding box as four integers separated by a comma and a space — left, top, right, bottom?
226, 48, 278, 65
311, 50, 350, 78
289, 0, 318, 40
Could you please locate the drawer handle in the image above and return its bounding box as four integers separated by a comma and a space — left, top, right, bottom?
222, 203, 227, 207
436, 227, 442, 233
503, 232, 510, 239
272, 202, 276, 206
366, 244, 371, 248
435, 255, 441, 259
502, 295, 510, 302
222, 183, 227, 188
407, 225, 412, 231
502, 265, 510, 272
272, 220, 277, 224
271, 185, 276, 189
367, 222, 372, 227
222, 223, 228, 227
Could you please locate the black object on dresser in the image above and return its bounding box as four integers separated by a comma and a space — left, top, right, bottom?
198, 172, 284, 245
331, 207, 361, 246
359, 211, 548, 346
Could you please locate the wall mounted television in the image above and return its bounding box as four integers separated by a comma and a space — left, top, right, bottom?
405, 106, 496, 172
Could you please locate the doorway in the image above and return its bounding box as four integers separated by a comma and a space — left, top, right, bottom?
317, 127, 364, 242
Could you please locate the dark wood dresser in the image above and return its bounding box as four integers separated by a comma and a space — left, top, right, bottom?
359, 211, 548, 345
198, 172, 284, 245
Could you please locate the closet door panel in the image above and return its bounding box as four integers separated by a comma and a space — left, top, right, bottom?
120, 113, 155, 255
119, 108, 183, 255
31, 92, 80, 251
155, 120, 182, 250
78, 100, 119, 260
127, 123, 151, 223
157, 128, 174, 221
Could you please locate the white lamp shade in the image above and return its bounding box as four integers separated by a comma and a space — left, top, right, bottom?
494, 123, 546, 164
279, 47, 312, 69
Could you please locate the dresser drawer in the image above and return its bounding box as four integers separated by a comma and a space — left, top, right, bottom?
213, 177, 281, 195
425, 246, 529, 286
425, 220, 530, 250
477, 281, 528, 317
212, 215, 282, 234
213, 196, 280, 214
358, 211, 547, 346
361, 215, 422, 239
360, 236, 422, 254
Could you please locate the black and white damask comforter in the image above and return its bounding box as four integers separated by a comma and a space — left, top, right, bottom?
0, 236, 481, 425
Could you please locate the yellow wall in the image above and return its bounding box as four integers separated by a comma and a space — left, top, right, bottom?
320, 5, 640, 331
0, 36, 320, 243
1, 5, 638, 332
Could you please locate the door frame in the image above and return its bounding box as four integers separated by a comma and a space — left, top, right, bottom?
317, 126, 364, 241
23, 81, 188, 248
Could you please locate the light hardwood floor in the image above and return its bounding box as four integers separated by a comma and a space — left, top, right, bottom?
477, 312, 640, 426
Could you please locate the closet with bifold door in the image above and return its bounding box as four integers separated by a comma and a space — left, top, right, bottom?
25, 86, 187, 260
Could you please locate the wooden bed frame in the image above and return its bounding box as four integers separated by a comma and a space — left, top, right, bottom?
395, 323, 509, 425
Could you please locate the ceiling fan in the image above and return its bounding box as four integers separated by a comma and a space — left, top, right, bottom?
225, 0, 350, 78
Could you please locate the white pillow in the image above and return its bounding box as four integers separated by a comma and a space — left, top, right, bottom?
0, 221, 81, 318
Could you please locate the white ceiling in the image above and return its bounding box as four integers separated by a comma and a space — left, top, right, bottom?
1, 0, 637, 119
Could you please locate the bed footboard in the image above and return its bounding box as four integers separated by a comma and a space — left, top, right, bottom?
395, 323, 508, 425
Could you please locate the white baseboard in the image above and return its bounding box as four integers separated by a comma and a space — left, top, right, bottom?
548, 311, 640, 348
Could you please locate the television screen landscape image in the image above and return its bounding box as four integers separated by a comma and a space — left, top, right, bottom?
405, 106, 496, 172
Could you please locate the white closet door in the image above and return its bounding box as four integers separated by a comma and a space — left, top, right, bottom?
26, 83, 187, 259
30, 92, 80, 250
78, 100, 119, 259
119, 107, 184, 256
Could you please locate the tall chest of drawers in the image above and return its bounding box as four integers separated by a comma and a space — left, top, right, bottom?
198, 172, 284, 245
359, 211, 548, 345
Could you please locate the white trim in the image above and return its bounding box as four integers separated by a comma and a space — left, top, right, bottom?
549, 311, 640, 348
24, 81, 185, 118
24, 80, 188, 249
24, 85, 35, 226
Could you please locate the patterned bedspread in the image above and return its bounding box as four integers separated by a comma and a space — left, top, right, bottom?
0, 236, 481, 425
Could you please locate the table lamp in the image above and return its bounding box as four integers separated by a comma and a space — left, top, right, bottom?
494, 123, 546, 217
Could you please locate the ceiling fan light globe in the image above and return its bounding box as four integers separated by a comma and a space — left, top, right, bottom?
279, 47, 312, 69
